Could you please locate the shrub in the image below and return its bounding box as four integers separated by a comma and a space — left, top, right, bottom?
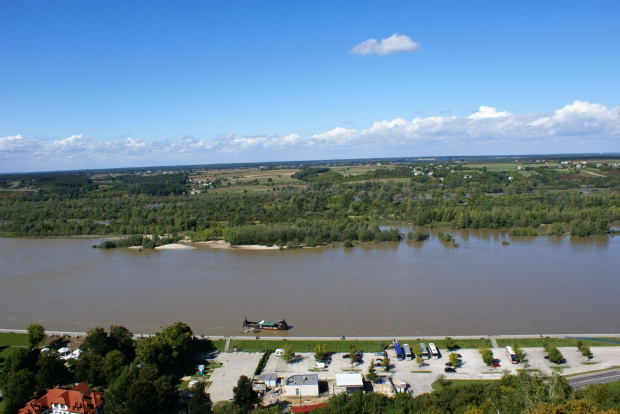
548, 347, 564, 364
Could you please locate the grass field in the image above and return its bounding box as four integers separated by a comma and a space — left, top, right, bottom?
496, 338, 620, 348
228, 338, 491, 353
431, 379, 498, 391
0, 332, 32, 347
229, 339, 389, 353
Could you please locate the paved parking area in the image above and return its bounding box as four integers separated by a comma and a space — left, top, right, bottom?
255, 346, 620, 399
207, 352, 263, 403
207, 346, 620, 402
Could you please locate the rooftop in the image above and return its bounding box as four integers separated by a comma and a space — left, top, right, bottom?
286, 374, 319, 386
336, 373, 364, 387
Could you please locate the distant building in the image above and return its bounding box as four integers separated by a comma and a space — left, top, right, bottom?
284, 374, 320, 397
18, 383, 104, 414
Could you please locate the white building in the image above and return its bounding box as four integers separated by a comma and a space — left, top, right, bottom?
283, 374, 319, 397
333, 373, 364, 394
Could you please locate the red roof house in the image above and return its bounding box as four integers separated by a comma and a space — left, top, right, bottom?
18, 383, 104, 414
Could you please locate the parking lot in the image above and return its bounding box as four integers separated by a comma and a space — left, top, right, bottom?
207, 352, 263, 403
204, 345, 620, 402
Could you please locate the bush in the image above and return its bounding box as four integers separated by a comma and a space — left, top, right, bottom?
480, 349, 493, 365
408, 231, 430, 242
254, 350, 273, 375
579, 345, 592, 359
510, 227, 538, 236
548, 347, 564, 364
437, 232, 454, 243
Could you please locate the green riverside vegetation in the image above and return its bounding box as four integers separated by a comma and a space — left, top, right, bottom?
2, 158, 618, 247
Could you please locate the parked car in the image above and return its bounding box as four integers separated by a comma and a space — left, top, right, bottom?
492, 363, 501, 367
445, 362, 453, 367
444, 367, 456, 373
342, 354, 350, 359
356, 351, 363, 357
374, 351, 385, 357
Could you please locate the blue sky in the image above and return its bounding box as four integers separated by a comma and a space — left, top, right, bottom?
1, 1, 619, 172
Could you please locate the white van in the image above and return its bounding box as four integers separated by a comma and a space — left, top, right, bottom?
274, 348, 285, 357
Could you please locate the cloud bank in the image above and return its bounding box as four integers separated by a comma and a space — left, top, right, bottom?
351, 34, 421, 56
1, 101, 619, 172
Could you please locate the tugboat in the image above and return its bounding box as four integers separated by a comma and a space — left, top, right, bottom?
243, 317, 289, 331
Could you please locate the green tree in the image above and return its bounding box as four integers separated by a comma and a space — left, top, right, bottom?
232, 375, 260, 413
3, 347, 37, 374
548, 347, 564, 365
412, 344, 424, 366
382, 355, 391, 372
188, 381, 213, 414
26, 323, 46, 349
136, 335, 175, 374
1, 369, 36, 414
126, 380, 159, 414
444, 337, 459, 351
481, 349, 494, 365
547, 373, 573, 406
366, 360, 377, 383
282, 344, 293, 363
36, 349, 69, 389
103, 349, 126, 384
349, 346, 357, 369
449, 352, 460, 368
314, 343, 327, 361
74, 351, 105, 386
580, 345, 592, 359
160, 321, 194, 362
82, 327, 111, 356
510, 343, 525, 362
109, 324, 136, 360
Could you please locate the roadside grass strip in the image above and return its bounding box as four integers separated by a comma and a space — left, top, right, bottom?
496, 337, 620, 348
229, 338, 491, 353
410, 370, 432, 373
564, 366, 620, 378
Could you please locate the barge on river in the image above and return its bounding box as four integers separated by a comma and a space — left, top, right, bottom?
243, 317, 289, 331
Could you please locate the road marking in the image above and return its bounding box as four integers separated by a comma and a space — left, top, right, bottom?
571, 373, 620, 385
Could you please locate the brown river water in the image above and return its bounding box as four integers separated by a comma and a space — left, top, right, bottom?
1, 230, 619, 337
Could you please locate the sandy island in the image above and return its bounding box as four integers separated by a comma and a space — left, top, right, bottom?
155, 243, 195, 250
198, 240, 279, 250
127, 243, 195, 250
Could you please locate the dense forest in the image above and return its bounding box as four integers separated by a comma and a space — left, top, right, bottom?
1, 159, 619, 247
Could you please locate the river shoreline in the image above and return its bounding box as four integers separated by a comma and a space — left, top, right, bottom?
1, 328, 619, 342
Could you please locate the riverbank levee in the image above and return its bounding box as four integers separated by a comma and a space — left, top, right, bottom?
2, 329, 619, 346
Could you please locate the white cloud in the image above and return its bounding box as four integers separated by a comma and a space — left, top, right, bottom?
468, 106, 512, 120
1, 101, 619, 172
351, 34, 421, 56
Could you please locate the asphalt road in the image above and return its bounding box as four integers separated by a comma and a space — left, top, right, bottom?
569, 370, 620, 389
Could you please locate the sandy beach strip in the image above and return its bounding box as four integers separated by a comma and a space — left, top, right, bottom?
199, 240, 279, 250
155, 243, 195, 250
